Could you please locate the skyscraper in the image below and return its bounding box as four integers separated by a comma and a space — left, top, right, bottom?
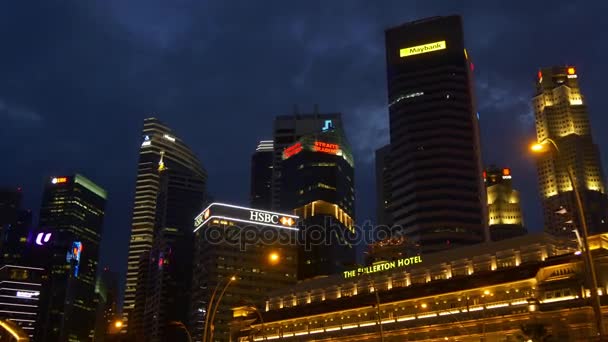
533, 66, 608, 235
375, 144, 393, 228
123, 118, 207, 335
37, 174, 107, 341
250, 140, 274, 210
278, 114, 356, 279
484, 166, 526, 241
189, 203, 298, 342
139, 153, 206, 341
271, 108, 342, 211
384, 15, 488, 253
0, 188, 32, 265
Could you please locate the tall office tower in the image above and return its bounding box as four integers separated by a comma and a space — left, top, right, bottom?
139, 154, 206, 342
0, 188, 32, 264
375, 145, 393, 228
279, 118, 356, 279
36, 174, 106, 341
533, 66, 608, 236
93, 267, 119, 341
484, 166, 527, 241
189, 203, 298, 341
250, 140, 274, 210
384, 15, 488, 253
124, 118, 207, 336
271, 108, 342, 211
0, 264, 45, 339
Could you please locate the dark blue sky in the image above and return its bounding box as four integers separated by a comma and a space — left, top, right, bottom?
2, 1, 607, 298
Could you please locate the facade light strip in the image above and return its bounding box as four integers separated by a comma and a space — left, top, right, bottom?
309, 329, 324, 334
359, 322, 376, 327
0, 281, 42, 286
0, 310, 37, 315
0, 302, 38, 308
396, 316, 416, 322
325, 327, 340, 332
194, 215, 299, 233
197, 202, 298, 220
541, 295, 576, 303
0, 265, 43, 271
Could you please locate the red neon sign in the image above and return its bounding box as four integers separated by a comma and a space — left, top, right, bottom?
283, 142, 303, 159
313, 141, 340, 155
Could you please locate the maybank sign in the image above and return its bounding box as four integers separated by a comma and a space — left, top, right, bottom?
400, 40, 446, 58
343, 256, 423, 278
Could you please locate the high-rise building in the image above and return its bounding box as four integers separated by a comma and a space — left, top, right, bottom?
375, 145, 393, 228
384, 15, 488, 253
0, 264, 45, 339
484, 166, 526, 241
189, 203, 298, 341
533, 66, 608, 236
278, 115, 356, 279
123, 118, 207, 336
36, 174, 107, 341
139, 153, 206, 342
0, 188, 32, 265
271, 108, 342, 211
250, 140, 274, 210
94, 267, 119, 342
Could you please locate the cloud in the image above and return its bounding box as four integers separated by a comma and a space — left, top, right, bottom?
0, 98, 43, 124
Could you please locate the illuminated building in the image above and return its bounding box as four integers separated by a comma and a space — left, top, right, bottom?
0, 265, 44, 339
250, 140, 274, 210
234, 233, 608, 341
36, 174, 106, 341
123, 117, 207, 334
533, 66, 608, 236
137, 151, 207, 342
271, 108, 343, 211
0, 188, 32, 265
189, 203, 298, 341
384, 16, 488, 253
484, 166, 527, 241
279, 116, 356, 279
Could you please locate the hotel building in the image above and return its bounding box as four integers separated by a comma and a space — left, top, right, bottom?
235, 233, 608, 341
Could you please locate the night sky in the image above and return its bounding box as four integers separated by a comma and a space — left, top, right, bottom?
2, 1, 607, 303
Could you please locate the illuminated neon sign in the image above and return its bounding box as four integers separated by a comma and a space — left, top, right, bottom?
283, 142, 303, 159
343, 256, 423, 278
313, 141, 340, 155
16, 291, 40, 298
66, 241, 83, 277
400, 40, 446, 58
194, 203, 299, 232
322, 120, 334, 132
35, 232, 52, 246
51, 177, 68, 184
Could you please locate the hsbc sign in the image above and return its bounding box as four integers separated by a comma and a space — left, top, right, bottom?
194, 203, 298, 232
250, 211, 279, 224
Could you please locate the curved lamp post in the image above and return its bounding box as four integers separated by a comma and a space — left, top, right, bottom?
531, 138, 605, 338
203, 275, 236, 342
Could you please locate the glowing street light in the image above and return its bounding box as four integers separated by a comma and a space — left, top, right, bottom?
268, 252, 280, 265
530, 138, 605, 338
114, 320, 123, 329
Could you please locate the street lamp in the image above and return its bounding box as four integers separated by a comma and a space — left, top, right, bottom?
268, 252, 280, 266
530, 138, 605, 338
203, 275, 236, 342
114, 320, 123, 329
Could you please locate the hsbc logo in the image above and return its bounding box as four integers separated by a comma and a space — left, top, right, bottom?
250, 211, 279, 224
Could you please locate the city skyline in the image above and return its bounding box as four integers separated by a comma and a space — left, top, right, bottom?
2, 1, 608, 311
